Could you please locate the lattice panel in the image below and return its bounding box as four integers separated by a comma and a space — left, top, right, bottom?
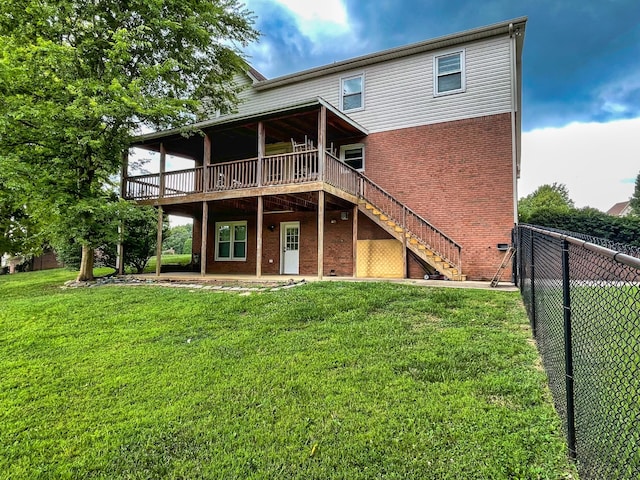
356, 239, 403, 278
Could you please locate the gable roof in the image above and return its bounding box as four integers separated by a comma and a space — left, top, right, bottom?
246, 66, 267, 82
606, 201, 632, 216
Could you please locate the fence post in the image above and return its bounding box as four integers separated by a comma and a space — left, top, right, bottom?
561, 238, 577, 460
530, 228, 536, 336
512, 227, 518, 286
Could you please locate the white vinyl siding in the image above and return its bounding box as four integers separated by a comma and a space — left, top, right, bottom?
231, 36, 512, 133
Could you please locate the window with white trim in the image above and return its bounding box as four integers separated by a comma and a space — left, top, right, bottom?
434, 51, 465, 96
340, 74, 364, 111
340, 144, 365, 171
215, 221, 247, 261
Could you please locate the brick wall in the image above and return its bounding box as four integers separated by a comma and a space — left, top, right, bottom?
363, 113, 515, 280
30, 250, 62, 271
201, 209, 356, 277
191, 207, 458, 279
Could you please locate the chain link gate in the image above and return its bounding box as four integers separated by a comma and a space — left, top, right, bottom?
515, 224, 640, 479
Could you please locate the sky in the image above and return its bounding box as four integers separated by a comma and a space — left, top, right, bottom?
238, 0, 640, 212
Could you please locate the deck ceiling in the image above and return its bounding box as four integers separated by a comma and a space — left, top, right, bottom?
162, 191, 353, 218
132, 104, 366, 162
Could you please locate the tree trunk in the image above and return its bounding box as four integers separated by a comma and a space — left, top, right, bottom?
77, 244, 95, 281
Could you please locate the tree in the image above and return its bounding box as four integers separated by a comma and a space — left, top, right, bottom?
518, 183, 575, 223
630, 171, 640, 216
56, 202, 163, 274
163, 224, 193, 255
183, 238, 193, 256
0, 0, 257, 281
0, 165, 43, 257
99, 203, 160, 273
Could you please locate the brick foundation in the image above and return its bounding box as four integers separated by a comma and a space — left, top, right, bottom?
198, 209, 357, 277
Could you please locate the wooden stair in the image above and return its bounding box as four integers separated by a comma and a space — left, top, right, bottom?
358, 200, 465, 281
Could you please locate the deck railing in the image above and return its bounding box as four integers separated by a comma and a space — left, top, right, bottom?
262, 150, 318, 185
123, 148, 461, 273
164, 167, 204, 197
324, 152, 360, 196
125, 173, 160, 199
125, 150, 321, 198
207, 158, 258, 191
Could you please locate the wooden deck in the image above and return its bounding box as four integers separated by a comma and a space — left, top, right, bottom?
124, 149, 464, 280
124, 150, 360, 204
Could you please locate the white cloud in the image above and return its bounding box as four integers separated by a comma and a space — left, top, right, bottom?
270, 0, 350, 44
520, 118, 640, 211
273, 0, 347, 25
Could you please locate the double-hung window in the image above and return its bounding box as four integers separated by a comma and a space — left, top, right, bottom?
341, 74, 364, 111
340, 144, 365, 171
434, 51, 465, 96
215, 221, 247, 261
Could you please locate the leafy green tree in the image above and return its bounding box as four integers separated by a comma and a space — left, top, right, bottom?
183, 238, 193, 256
100, 204, 160, 273
163, 224, 193, 255
630, 172, 640, 216
56, 202, 162, 274
0, 0, 257, 280
0, 168, 43, 257
519, 183, 575, 223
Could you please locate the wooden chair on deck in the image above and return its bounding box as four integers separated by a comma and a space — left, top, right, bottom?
291, 137, 316, 181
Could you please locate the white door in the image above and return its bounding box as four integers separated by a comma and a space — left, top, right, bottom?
281, 222, 300, 274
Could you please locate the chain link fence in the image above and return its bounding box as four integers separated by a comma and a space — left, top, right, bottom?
515, 224, 640, 479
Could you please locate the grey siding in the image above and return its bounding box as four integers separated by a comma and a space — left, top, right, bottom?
231, 36, 512, 133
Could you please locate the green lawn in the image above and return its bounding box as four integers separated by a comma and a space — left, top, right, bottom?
143, 254, 192, 273
0, 270, 576, 479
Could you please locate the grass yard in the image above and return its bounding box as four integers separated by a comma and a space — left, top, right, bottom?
0, 270, 576, 479
144, 254, 192, 273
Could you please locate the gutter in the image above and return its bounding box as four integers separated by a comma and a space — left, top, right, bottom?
509, 21, 525, 225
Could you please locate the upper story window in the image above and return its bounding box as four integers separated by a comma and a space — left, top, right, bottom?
340, 144, 365, 171
434, 50, 465, 96
341, 74, 364, 111
215, 221, 247, 261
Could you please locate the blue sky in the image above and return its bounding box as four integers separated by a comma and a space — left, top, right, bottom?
241, 0, 640, 211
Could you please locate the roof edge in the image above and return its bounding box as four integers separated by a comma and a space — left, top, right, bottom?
131, 96, 368, 145
254, 17, 527, 91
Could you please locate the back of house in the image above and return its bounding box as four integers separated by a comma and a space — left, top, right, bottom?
125, 17, 526, 281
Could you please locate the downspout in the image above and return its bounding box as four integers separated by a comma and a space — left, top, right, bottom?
509, 23, 519, 225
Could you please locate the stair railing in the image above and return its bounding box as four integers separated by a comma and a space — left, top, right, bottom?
324, 153, 462, 274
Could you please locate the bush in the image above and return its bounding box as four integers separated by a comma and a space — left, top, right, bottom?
527, 207, 640, 247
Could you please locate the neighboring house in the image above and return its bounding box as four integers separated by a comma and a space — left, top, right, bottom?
606, 201, 632, 217
0, 249, 60, 274
123, 18, 526, 281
